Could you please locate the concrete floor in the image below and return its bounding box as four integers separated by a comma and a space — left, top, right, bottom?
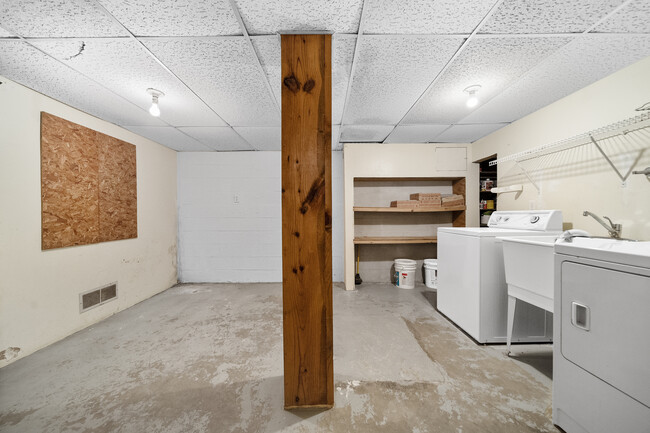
0, 283, 556, 432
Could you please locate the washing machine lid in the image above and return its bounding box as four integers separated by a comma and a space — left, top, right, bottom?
555, 237, 650, 268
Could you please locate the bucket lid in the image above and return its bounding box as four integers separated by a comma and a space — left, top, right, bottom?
424, 259, 437, 265
395, 258, 416, 264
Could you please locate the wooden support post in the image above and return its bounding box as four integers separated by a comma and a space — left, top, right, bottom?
452, 177, 466, 227
281, 34, 333, 409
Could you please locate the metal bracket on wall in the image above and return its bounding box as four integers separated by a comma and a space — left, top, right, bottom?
514, 161, 540, 193
589, 134, 646, 186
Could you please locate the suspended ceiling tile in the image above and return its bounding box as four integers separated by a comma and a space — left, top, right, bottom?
0, 27, 15, 37
480, 0, 625, 34
250, 36, 281, 109
0, 40, 162, 126
363, 0, 496, 34
233, 127, 281, 151
98, 0, 241, 36
234, 0, 363, 35
31, 38, 227, 128
462, 34, 650, 124
143, 37, 280, 127
384, 124, 451, 143
593, 0, 650, 33
434, 123, 507, 143
332, 35, 356, 125
179, 127, 253, 151
343, 35, 464, 125
340, 125, 395, 142
126, 126, 211, 151
0, 0, 128, 37
403, 36, 572, 125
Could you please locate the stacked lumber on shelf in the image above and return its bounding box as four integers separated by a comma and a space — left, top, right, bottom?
390, 200, 419, 209
441, 194, 464, 207
410, 193, 442, 209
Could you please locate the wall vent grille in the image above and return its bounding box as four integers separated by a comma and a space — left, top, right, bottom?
80, 283, 117, 313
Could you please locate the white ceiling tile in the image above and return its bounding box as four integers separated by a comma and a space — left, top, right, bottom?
434, 123, 507, 142
250, 36, 281, 109
343, 35, 464, 125
143, 38, 280, 127
0, 0, 128, 37
126, 126, 211, 151
384, 125, 451, 143
234, 0, 363, 35
364, 0, 496, 34
462, 34, 650, 124
340, 125, 395, 142
403, 36, 572, 124
30, 38, 227, 127
332, 35, 356, 125
98, 0, 242, 36
593, 0, 650, 33
233, 127, 281, 150
179, 127, 253, 151
0, 40, 162, 126
480, 0, 626, 34
0, 27, 15, 37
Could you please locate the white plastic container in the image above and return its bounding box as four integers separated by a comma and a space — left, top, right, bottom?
394, 259, 416, 289
424, 259, 438, 289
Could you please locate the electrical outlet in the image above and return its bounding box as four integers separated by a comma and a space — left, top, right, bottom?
233, 194, 239, 204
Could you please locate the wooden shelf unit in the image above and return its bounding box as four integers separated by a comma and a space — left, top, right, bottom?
354, 205, 466, 213
354, 236, 437, 244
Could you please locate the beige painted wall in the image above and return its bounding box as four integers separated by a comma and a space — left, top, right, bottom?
472, 57, 650, 240
343, 143, 477, 290
0, 77, 178, 366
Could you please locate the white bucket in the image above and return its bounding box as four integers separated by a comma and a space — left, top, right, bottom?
424, 259, 438, 289
394, 259, 417, 289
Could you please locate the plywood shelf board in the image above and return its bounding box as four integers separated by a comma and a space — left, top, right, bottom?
354, 236, 438, 244
353, 206, 465, 212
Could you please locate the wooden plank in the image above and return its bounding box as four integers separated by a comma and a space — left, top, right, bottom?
281, 34, 333, 409
354, 236, 438, 244
452, 177, 466, 228
353, 206, 466, 213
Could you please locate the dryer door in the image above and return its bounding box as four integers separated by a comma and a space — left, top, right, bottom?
560, 261, 650, 407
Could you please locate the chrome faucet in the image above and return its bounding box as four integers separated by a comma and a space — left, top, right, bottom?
583, 211, 622, 239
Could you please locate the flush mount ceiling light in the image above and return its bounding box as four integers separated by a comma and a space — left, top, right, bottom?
464, 85, 482, 108
146, 88, 164, 117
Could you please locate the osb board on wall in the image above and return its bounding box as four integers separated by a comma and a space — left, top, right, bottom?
41, 112, 137, 250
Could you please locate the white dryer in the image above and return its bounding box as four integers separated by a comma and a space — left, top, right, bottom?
553, 237, 650, 433
437, 210, 563, 343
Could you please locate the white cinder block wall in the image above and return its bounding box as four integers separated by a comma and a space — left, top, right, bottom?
178, 151, 344, 282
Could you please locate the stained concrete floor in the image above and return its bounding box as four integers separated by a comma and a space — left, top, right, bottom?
0, 283, 556, 432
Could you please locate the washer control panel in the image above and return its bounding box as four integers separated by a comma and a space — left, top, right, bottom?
487, 210, 563, 231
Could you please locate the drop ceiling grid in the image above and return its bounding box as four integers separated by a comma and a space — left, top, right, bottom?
29, 38, 228, 127
434, 123, 507, 143
403, 36, 573, 125
592, 0, 650, 33
384, 124, 451, 143
461, 34, 650, 125
179, 127, 254, 151
233, 0, 364, 35
478, 0, 628, 34
96, 0, 242, 36
0, 40, 163, 127
362, 0, 497, 35
0, 26, 15, 37
340, 125, 395, 142
125, 126, 211, 151
332, 35, 357, 126
142, 37, 280, 127
0, 0, 128, 37
250, 36, 282, 113
233, 127, 281, 151
342, 35, 465, 125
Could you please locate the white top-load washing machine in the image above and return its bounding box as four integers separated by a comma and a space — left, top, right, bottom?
437, 210, 563, 343
553, 237, 650, 433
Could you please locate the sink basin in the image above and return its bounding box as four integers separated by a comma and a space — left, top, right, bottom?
555, 237, 650, 268
500, 235, 558, 312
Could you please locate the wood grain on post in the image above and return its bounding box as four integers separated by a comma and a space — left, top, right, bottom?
281, 34, 333, 410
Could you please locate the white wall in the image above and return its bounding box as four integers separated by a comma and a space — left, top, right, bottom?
473, 57, 650, 240
343, 143, 477, 290
0, 77, 178, 366
177, 151, 345, 282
